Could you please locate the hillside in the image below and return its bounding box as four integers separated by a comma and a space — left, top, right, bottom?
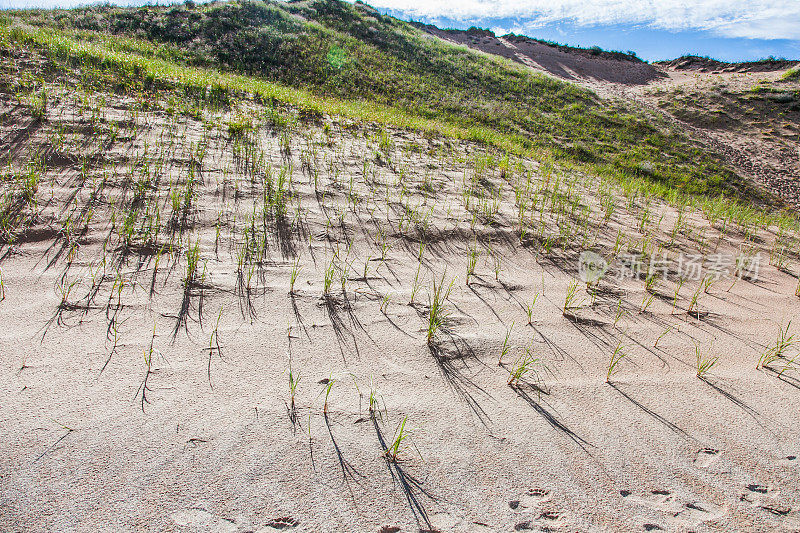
2, 2, 800, 532
657, 55, 799, 73
644, 72, 800, 204
5, 0, 771, 202
416, 24, 666, 86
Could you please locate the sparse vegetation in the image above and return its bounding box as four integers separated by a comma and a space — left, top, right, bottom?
524, 294, 538, 325
563, 280, 581, 315
606, 342, 627, 383
758, 322, 796, 370
426, 271, 453, 345
1, 3, 800, 529
695, 343, 719, 378
499, 323, 513, 365
1, 2, 768, 203
287, 364, 300, 410
320, 375, 336, 414
384, 416, 418, 463
507, 349, 547, 390
289, 256, 301, 294
466, 242, 480, 285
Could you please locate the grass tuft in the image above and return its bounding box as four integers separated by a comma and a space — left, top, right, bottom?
695, 343, 718, 378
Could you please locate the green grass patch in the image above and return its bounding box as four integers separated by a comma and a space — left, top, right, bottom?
2, 4, 792, 223
6, 0, 768, 203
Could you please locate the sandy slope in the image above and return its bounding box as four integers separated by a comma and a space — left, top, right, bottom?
631, 70, 800, 208
416, 26, 664, 86
2, 62, 800, 533
420, 26, 800, 209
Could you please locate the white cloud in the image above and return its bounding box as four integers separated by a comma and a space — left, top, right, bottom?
1, 0, 797, 41
368, 0, 800, 40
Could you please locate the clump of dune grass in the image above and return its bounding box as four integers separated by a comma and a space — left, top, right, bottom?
289, 256, 301, 294
226, 115, 254, 137
366, 378, 385, 420
426, 271, 453, 345
562, 280, 581, 315
385, 416, 420, 463
758, 321, 795, 370
695, 343, 718, 378
524, 293, 539, 325
507, 349, 547, 391
606, 342, 627, 383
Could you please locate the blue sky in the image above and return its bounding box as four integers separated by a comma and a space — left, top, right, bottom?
382, 14, 800, 63
1, 0, 798, 62
371, 1, 800, 62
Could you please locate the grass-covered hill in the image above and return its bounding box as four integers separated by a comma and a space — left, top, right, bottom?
1, 0, 771, 203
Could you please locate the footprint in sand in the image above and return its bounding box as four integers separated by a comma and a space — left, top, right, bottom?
509, 488, 551, 510
764, 507, 800, 530
693, 447, 720, 468
628, 489, 675, 509
624, 489, 724, 528
740, 483, 799, 526
510, 488, 565, 530
514, 509, 567, 531
674, 501, 725, 525
746, 483, 769, 494
620, 493, 666, 531
257, 516, 300, 531
741, 482, 779, 506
